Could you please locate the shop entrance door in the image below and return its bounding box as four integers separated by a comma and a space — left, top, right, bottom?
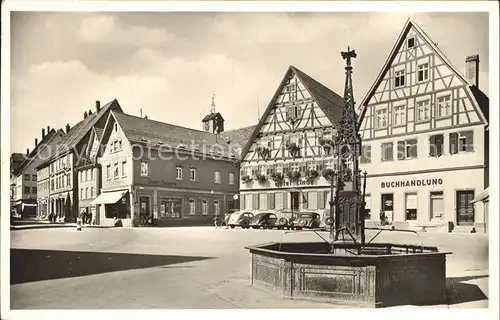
456, 190, 475, 225
139, 196, 152, 226
381, 193, 394, 223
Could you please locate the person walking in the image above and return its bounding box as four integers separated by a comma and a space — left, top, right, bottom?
214, 214, 220, 229
224, 213, 230, 229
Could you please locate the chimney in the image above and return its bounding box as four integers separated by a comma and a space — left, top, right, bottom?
84, 111, 88, 119
96, 100, 101, 112
465, 54, 480, 88
42, 128, 46, 139
144, 115, 148, 119
35, 138, 38, 147
89, 109, 93, 116
47, 126, 50, 133
26, 148, 29, 155
66, 123, 71, 133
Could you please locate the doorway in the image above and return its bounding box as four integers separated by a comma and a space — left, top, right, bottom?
290, 192, 300, 211
139, 196, 152, 226
381, 193, 394, 223
456, 190, 475, 225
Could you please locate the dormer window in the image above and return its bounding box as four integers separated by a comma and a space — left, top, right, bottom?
407, 37, 415, 48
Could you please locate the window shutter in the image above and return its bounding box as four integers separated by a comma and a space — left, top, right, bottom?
318, 191, 325, 209
302, 192, 308, 209
268, 193, 275, 209
465, 131, 474, 152
429, 135, 436, 157
252, 194, 258, 210
283, 192, 288, 209
410, 139, 418, 158
449, 132, 458, 154
240, 195, 245, 209
397, 141, 405, 160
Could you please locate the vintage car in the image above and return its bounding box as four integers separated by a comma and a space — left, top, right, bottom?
291, 212, 322, 230
227, 211, 254, 229
249, 212, 279, 229
221, 209, 240, 226
272, 210, 296, 230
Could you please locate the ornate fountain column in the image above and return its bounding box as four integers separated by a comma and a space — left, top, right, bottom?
331, 46, 367, 246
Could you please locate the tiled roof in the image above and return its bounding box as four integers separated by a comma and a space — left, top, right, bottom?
220, 125, 257, 158
113, 112, 235, 159
240, 65, 344, 158
290, 66, 345, 126
94, 127, 104, 140
39, 99, 121, 167
17, 129, 58, 173
470, 85, 489, 122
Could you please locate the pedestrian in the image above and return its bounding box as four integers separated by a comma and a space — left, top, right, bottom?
214, 214, 219, 229
80, 209, 86, 225
224, 213, 230, 229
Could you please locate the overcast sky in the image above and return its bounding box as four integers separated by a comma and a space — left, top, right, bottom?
10, 11, 489, 153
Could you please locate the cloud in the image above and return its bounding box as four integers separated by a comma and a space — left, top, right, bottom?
77, 15, 175, 46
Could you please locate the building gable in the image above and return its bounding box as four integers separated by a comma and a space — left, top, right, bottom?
241, 65, 343, 163
358, 19, 488, 141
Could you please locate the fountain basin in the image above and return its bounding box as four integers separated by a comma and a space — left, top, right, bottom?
246, 241, 451, 308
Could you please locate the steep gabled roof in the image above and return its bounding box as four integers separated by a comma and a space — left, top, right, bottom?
94, 127, 104, 140
38, 99, 122, 168
357, 18, 489, 126
220, 125, 257, 159
110, 112, 235, 159
16, 129, 64, 174
240, 65, 344, 159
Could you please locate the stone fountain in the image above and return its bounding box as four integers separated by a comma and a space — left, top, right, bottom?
246, 47, 451, 308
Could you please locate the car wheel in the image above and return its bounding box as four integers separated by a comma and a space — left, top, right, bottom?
230, 226, 235, 229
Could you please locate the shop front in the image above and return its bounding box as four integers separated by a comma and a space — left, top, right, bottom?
363, 168, 486, 232
92, 189, 131, 227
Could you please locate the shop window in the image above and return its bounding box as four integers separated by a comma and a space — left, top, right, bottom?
405, 193, 417, 220
160, 198, 182, 219
202, 200, 208, 215
381, 142, 394, 161
430, 191, 444, 220
189, 199, 196, 215
429, 134, 444, 157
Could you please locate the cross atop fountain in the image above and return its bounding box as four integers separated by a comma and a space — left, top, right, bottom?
341, 46, 357, 68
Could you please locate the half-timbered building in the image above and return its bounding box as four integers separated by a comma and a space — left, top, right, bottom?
357, 19, 489, 233
239, 66, 344, 217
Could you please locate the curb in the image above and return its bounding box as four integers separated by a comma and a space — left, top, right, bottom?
10, 224, 116, 231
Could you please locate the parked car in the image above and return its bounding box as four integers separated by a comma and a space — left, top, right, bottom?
227, 211, 254, 229
273, 210, 295, 230
249, 212, 279, 229
292, 212, 321, 230
222, 209, 239, 226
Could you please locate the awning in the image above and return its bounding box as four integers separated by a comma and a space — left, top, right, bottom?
92, 190, 127, 205
471, 187, 489, 204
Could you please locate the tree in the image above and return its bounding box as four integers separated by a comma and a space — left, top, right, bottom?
65, 193, 73, 223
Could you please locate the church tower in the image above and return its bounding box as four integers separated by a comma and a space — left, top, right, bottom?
202, 94, 225, 134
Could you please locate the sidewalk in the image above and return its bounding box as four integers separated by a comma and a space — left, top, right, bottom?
10, 222, 114, 231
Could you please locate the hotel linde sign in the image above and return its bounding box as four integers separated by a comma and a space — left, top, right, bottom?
381, 178, 443, 188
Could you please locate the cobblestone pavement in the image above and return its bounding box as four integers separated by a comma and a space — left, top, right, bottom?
9, 227, 489, 309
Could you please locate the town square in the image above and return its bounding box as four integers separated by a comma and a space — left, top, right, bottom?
2, 2, 498, 319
